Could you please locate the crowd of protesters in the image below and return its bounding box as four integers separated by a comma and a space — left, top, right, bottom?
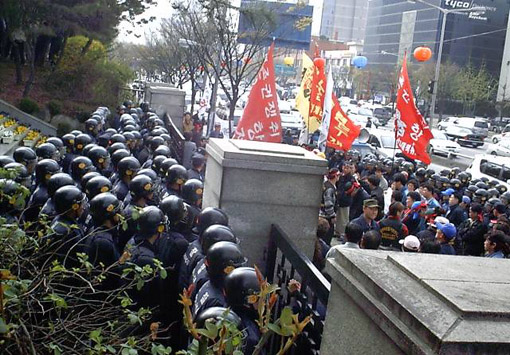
316, 150, 510, 271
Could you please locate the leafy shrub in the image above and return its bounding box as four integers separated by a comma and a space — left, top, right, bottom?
56, 122, 71, 136
75, 110, 90, 123
18, 98, 39, 115
47, 100, 61, 116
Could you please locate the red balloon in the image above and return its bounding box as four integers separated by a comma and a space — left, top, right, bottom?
413, 46, 432, 62
314, 57, 325, 69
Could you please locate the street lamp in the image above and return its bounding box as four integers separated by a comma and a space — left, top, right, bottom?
408, 0, 485, 127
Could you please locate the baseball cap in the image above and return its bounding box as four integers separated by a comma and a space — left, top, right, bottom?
462, 196, 471, 204
441, 188, 455, 196
428, 216, 449, 229
435, 221, 457, 240
399, 235, 420, 251
363, 198, 379, 208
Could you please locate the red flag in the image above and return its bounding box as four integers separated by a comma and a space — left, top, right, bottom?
233, 43, 281, 142
326, 94, 361, 151
307, 57, 327, 132
394, 53, 433, 164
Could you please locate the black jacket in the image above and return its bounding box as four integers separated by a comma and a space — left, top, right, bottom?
446, 204, 467, 227
459, 219, 488, 256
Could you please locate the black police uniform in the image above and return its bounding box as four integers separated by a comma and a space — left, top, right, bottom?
121, 203, 143, 251
192, 280, 227, 319
190, 258, 208, 299
129, 236, 160, 308
86, 226, 121, 290
62, 153, 76, 174
178, 239, 203, 291
24, 184, 48, 221
39, 198, 56, 220
187, 168, 203, 182
112, 180, 129, 202
46, 215, 85, 268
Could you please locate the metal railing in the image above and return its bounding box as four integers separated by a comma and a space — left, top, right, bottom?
265, 224, 331, 355
165, 113, 185, 164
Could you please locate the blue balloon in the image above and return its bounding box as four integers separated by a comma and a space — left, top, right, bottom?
352, 56, 368, 69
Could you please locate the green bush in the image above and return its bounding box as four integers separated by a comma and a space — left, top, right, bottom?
18, 98, 39, 115
56, 122, 71, 136
47, 100, 61, 116
75, 110, 90, 123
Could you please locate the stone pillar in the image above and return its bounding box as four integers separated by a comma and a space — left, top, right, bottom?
322, 249, 510, 354
203, 138, 327, 268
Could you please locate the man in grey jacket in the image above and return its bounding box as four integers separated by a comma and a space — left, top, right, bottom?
320, 168, 340, 244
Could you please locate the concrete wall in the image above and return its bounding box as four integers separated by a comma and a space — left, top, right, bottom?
0, 99, 56, 136
145, 84, 185, 131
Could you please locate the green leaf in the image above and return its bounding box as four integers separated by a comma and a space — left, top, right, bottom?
0, 317, 8, 334
90, 328, 102, 344
233, 350, 244, 355
159, 268, 167, 279
127, 313, 141, 325
106, 345, 116, 353
49, 343, 62, 355
280, 307, 293, 326
205, 320, 219, 339
136, 279, 144, 290
44, 293, 68, 309
267, 323, 283, 336
151, 343, 172, 355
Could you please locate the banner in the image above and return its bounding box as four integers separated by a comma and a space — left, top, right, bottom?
326, 94, 361, 151
233, 43, 282, 142
308, 58, 327, 133
394, 53, 433, 164
318, 64, 333, 152
295, 53, 314, 134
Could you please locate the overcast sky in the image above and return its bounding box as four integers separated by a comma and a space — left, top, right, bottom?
117, 0, 174, 44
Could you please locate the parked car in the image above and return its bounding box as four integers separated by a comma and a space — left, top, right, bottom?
373, 107, 392, 126
443, 126, 484, 147
281, 111, 304, 136
348, 107, 379, 127
489, 117, 510, 133
467, 154, 510, 190
366, 128, 397, 158
437, 116, 456, 131
492, 124, 510, 143
439, 117, 488, 138
487, 139, 510, 157
428, 129, 460, 157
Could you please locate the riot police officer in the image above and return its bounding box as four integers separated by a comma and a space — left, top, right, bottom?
13, 146, 37, 176
40, 173, 75, 220
74, 133, 93, 155
87, 146, 111, 177
187, 154, 205, 182
61, 133, 76, 173
4, 162, 32, 189
70, 156, 96, 185
163, 163, 186, 197
86, 192, 123, 290
192, 241, 246, 318
24, 159, 61, 221
112, 156, 140, 201
45, 185, 86, 268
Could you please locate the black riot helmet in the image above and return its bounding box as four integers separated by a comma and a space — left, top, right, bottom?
160, 195, 186, 225
151, 155, 167, 173
35, 143, 58, 160
149, 137, 165, 151
205, 241, 246, 281
90, 192, 121, 225
86, 176, 113, 199
108, 142, 128, 155
88, 146, 110, 169
47, 137, 64, 156
496, 184, 508, 195
457, 172, 469, 185
487, 188, 500, 199
501, 191, 510, 205
80, 171, 101, 190
137, 206, 167, 237
474, 188, 488, 203
450, 178, 461, 190
224, 267, 261, 310
153, 145, 171, 157
137, 168, 158, 181
62, 134, 76, 153
47, 173, 75, 198
117, 157, 140, 179
111, 149, 131, 169
197, 207, 229, 236
182, 179, 203, 207
82, 143, 98, 158
54, 185, 85, 215
160, 158, 179, 178
85, 118, 99, 134
475, 181, 489, 190
35, 159, 60, 185
14, 147, 37, 165
74, 133, 93, 153
0, 156, 14, 167
4, 162, 31, 187
200, 224, 238, 255
70, 156, 95, 181
194, 307, 241, 328
129, 174, 154, 199
110, 134, 126, 144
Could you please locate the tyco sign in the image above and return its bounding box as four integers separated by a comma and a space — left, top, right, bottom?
443, 0, 473, 9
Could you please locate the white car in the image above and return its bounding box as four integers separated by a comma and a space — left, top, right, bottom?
428, 129, 460, 157
437, 116, 457, 131
492, 124, 510, 143
487, 139, 510, 157
366, 128, 397, 158
281, 111, 304, 136
348, 107, 379, 127
467, 154, 510, 190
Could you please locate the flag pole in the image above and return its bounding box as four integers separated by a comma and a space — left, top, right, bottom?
391, 52, 404, 167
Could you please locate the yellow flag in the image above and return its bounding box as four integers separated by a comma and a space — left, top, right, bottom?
295, 53, 315, 132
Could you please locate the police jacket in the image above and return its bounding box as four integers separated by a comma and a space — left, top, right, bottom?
121, 203, 143, 251
190, 258, 208, 300
24, 185, 48, 221
178, 239, 203, 291
129, 236, 160, 308
379, 216, 408, 248
47, 215, 85, 268
62, 153, 76, 174
112, 180, 129, 202
39, 198, 55, 220
187, 168, 203, 182
320, 180, 336, 219
86, 226, 121, 290
192, 280, 227, 319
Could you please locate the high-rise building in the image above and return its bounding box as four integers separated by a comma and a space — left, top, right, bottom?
319, 0, 369, 42
363, 0, 508, 76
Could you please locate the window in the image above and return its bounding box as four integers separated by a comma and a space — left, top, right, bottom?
480, 160, 502, 179
475, 121, 488, 129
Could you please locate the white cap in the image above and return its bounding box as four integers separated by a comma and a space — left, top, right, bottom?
399, 235, 420, 251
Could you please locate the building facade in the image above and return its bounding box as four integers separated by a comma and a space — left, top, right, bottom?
319, 0, 369, 42
363, 0, 508, 76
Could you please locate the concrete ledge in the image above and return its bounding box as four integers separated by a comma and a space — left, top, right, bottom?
0, 99, 56, 136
